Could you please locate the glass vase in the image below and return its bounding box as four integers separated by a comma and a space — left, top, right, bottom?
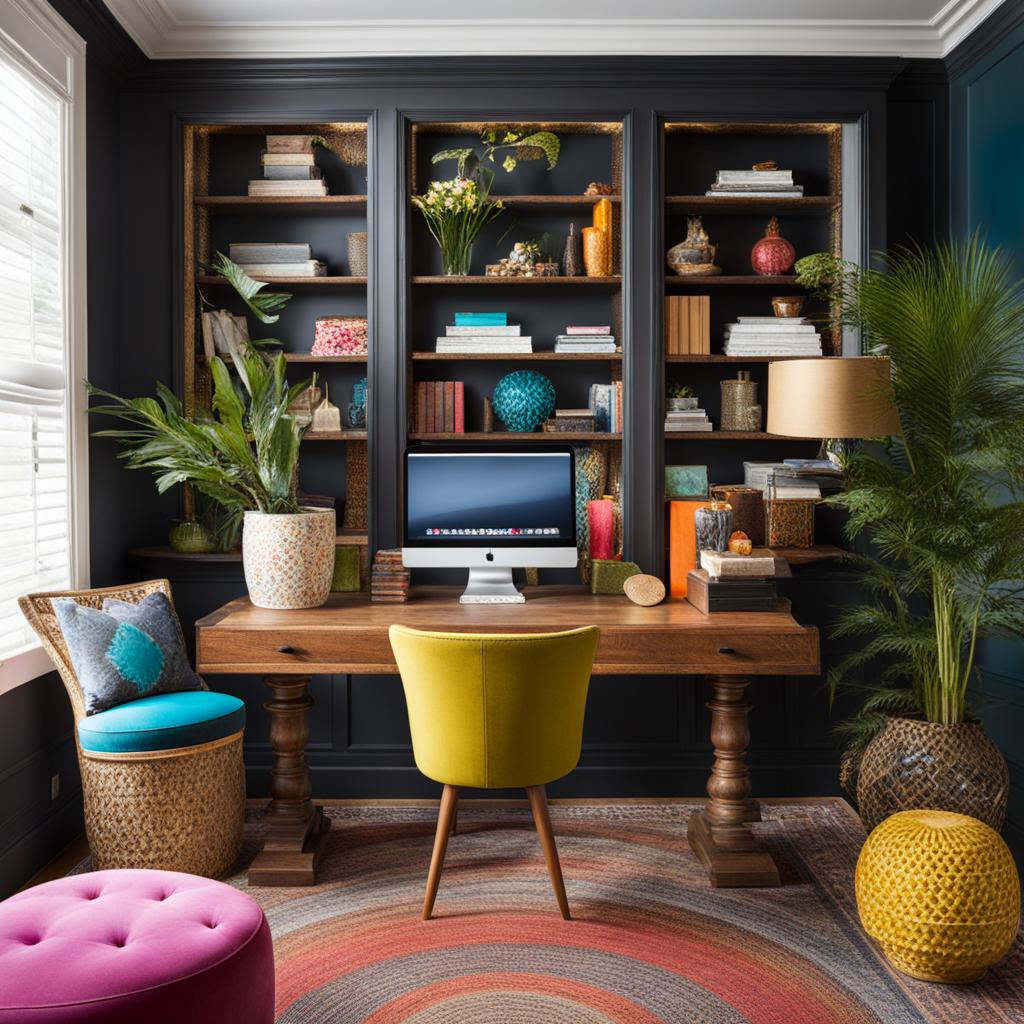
442, 243, 473, 277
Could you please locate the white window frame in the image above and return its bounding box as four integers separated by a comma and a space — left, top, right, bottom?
0, 0, 88, 693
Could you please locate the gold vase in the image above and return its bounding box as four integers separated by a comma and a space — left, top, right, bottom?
582, 226, 611, 277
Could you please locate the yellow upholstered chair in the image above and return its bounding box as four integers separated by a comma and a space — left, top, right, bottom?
389, 624, 599, 920
19, 580, 245, 877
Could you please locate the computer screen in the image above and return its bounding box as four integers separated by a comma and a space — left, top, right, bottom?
404, 446, 576, 547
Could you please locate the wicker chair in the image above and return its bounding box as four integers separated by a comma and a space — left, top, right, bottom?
18, 579, 245, 877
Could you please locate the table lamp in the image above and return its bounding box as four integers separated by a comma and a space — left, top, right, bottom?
767, 356, 901, 460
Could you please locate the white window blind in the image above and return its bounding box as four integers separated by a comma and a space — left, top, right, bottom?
0, 49, 70, 658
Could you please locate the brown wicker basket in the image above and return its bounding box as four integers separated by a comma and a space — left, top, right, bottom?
857, 717, 1009, 833
720, 376, 758, 432
765, 496, 815, 547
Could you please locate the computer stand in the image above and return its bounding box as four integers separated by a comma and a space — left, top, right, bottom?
459, 565, 526, 604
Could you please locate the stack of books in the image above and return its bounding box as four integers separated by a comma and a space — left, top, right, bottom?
228, 242, 325, 278
664, 406, 712, 432
706, 168, 803, 198
249, 135, 328, 197
723, 317, 822, 357
413, 380, 466, 433
743, 461, 822, 500
435, 312, 531, 354
666, 296, 710, 355
370, 550, 409, 603
544, 409, 596, 433
554, 325, 617, 354
588, 382, 623, 433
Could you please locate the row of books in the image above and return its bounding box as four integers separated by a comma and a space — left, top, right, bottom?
723, 316, 822, 357
554, 325, 617, 354
665, 296, 710, 356
706, 167, 804, 199
435, 314, 531, 354
248, 135, 328, 197
413, 380, 466, 434
588, 382, 623, 433
665, 408, 713, 432
228, 242, 325, 278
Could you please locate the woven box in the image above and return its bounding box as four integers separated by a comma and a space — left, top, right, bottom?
330, 545, 362, 592
766, 497, 815, 548
665, 465, 708, 499
590, 559, 641, 594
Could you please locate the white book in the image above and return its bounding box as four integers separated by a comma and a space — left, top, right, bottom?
436, 342, 533, 352
445, 325, 521, 336
554, 344, 617, 353
666, 410, 708, 419
436, 336, 531, 346
230, 243, 311, 263
248, 180, 328, 196
730, 321, 817, 332
261, 152, 316, 166
706, 190, 804, 198
237, 260, 325, 277
565, 325, 611, 335
725, 341, 822, 350
737, 317, 811, 325
717, 170, 794, 183
555, 334, 615, 342
665, 422, 713, 432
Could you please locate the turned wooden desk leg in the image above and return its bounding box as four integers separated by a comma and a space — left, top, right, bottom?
247, 675, 331, 887
686, 675, 781, 888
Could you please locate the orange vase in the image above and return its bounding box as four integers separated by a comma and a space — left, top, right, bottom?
582, 226, 611, 277
592, 198, 614, 271
668, 500, 707, 597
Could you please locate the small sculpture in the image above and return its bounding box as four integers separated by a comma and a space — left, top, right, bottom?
667, 217, 721, 276
751, 216, 796, 276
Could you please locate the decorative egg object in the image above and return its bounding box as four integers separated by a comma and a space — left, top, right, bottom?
751, 217, 796, 276
492, 370, 557, 433
624, 574, 666, 606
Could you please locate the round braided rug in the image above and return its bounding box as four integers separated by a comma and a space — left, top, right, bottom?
221, 801, 1024, 1024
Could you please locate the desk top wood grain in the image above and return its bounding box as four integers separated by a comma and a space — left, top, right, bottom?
196, 587, 819, 677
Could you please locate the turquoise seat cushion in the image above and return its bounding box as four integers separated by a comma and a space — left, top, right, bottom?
77, 691, 245, 754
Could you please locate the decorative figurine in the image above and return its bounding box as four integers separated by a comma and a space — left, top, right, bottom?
667, 217, 721, 276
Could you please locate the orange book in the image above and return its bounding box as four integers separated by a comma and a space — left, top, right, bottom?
669, 500, 707, 597
666, 297, 676, 355
689, 297, 700, 357
700, 295, 710, 354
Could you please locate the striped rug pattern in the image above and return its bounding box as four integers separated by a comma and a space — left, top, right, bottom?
230, 799, 1023, 1023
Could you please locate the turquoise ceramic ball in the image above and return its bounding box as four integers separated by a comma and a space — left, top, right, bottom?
492, 371, 557, 432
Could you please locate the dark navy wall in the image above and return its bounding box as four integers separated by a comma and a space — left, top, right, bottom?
949, 0, 1024, 863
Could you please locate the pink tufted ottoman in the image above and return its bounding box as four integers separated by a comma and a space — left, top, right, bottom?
0, 869, 274, 1023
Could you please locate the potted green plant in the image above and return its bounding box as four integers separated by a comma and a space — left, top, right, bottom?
412, 127, 560, 276
89, 256, 336, 610
666, 382, 697, 411
807, 237, 1024, 831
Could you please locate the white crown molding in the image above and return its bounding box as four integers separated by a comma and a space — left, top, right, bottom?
103, 0, 1007, 60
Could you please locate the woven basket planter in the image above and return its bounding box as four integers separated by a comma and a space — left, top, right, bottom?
857, 717, 1009, 833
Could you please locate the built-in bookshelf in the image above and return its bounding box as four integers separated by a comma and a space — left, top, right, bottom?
661, 121, 844, 572
182, 121, 371, 545
405, 120, 626, 579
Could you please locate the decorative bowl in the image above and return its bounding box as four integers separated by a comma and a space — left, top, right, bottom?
771, 295, 805, 318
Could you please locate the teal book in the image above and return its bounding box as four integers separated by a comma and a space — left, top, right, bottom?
665, 465, 708, 499
454, 312, 507, 326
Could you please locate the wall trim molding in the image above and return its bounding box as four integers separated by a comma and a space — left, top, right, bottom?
100, 0, 1008, 62
946, 0, 1024, 75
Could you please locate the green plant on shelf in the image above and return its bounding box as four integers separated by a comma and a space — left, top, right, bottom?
824, 235, 1024, 772
666, 382, 694, 399
414, 128, 561, 276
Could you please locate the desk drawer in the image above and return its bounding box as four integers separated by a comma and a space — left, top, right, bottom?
198, 623, 818, 676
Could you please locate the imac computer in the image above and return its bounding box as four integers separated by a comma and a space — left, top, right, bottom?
402, 443, 578, 603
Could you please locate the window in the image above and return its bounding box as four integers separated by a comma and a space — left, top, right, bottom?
0, 0, 87, 688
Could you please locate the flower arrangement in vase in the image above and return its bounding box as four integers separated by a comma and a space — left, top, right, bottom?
412, 127, 560, 276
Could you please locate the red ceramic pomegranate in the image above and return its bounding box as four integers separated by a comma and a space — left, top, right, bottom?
751, 216, 795, 275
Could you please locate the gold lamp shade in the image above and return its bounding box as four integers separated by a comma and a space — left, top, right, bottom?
767, 357, 901, 438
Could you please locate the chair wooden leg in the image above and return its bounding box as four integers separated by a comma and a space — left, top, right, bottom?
423, 784, 459, 920
526, 785, 571, 920
450, 797, 458, 835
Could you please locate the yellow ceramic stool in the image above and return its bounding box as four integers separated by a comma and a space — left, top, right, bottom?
856, 809, 1020, 983
389, 624, 599, 921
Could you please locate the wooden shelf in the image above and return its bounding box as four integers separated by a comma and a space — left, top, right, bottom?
412, 276, 620, 286
665, 275, 799, 287
412, 351, 621, 362
409, 432, 621, 442
204, 352, 367, 364
197, 275, 367, 286
665, 195, 837, 212
195, 195, 367, 211
127, 530, 369, 564
667, 354, 828, 363
303, 430, 368, 441
663, 431, 818, 441
773, 544, 845, 566
411, 194, 620, 208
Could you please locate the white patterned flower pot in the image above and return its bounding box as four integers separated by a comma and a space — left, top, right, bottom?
242, 509, 335, 609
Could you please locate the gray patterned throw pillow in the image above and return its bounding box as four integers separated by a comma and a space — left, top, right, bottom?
53, 592, 203, 715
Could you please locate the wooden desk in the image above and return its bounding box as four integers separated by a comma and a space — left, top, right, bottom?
197, 587, 819, 888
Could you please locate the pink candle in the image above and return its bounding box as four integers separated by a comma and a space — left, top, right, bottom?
588, 499, 614, 560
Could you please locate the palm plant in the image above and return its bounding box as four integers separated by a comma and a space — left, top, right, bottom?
823, 236, 1024, 765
